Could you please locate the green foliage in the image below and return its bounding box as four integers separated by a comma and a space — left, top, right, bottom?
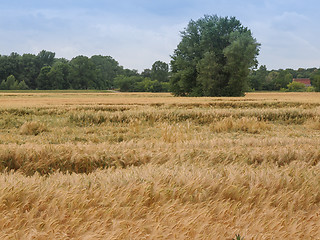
264, 71, 276, 91
151, 61, 169, 82
114, 76, 169, 92
287, 81, 306, 92
114, 75, 141, 92
265, 70, 294, 90
0, 46, 318, 93
306, 86, 315, 92
160, 82, 170, 92
233, 234, 244, 240
136, 78, 154, 92
311, 74, 320, 92
0, 80, 6, 90
280, 88, 288, 92
48, 60, 71, 89
18, 80, 29, 90
170, 15, 260, 97
0, 75, 29, 90
20, 53, 39, 89
249, 67, 318, 91
114, 62, 171, 92
0, 50, 127, 91
69, 56, 98, 89
248, 65, 267, 91
141, 79, 164, 92
37, 66, 52, 90
91, 55, 121, 89
6, 75, 17, 90
37, 50, 55, 67
223, 31, 260, 96
0, 53, 20, 86
141, 68, 152, 78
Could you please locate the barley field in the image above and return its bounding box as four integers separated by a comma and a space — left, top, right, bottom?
0, 91, 320, 239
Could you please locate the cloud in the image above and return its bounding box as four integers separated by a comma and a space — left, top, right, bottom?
0, 0, 320, 71
85, 22, 184, 70
250, 10, 320, 69
0, 3, 189, 71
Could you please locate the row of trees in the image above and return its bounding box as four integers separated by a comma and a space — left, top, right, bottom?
248, 66, 320, 91
1, 49, 318, 93
114, 61, 169, 92
0, 50, 170, 92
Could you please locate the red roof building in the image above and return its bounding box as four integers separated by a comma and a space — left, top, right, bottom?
293, 78, 311, 87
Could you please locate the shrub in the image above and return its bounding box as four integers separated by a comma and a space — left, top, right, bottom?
287, 81, 306, 92
306, 86, 315, 92
18, 80, 29, 90
280, 88, 288, 92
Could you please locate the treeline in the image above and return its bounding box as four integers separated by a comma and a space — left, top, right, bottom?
0, 50, 170, 92
1, 50, 320, 93
248, 65, 320, 92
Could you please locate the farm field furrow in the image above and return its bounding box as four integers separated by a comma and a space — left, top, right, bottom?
0, 92, 320, 239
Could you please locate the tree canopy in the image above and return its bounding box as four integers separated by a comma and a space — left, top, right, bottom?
247, 67, 319, 92
170, 15, 260, 97
0, 43, 319, 93
0, 51, 171, 92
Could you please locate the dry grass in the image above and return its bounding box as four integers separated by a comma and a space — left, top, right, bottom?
305, 116, 320, 130
0, 91, 320, 239
210, 117, 271, 133
19, 121, 48, 135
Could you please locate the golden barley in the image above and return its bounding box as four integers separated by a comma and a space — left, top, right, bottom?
0, 91, 319, 239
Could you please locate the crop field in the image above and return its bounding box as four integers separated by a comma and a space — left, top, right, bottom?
0, 91, 320, 239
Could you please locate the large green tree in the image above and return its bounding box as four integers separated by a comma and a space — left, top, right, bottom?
170, 15, 260, 96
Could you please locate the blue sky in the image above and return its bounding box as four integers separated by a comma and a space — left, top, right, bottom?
0, 0, 319, 71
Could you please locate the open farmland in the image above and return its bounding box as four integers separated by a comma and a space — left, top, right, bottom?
0, 91, 320, 239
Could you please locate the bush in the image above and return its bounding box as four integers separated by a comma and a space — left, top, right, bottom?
287, 81, 306, 92
280, 88, 288, 92
306, 86, 315, 92
18, 80, 29, 90
114, 76, 170, 92
0, 75, 29, 90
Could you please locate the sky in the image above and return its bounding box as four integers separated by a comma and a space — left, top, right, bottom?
0, 0, 319, 72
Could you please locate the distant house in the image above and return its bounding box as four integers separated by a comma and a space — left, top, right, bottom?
293, 78, 311, 87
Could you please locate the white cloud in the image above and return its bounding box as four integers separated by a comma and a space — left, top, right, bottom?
1, 0, 320, 71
